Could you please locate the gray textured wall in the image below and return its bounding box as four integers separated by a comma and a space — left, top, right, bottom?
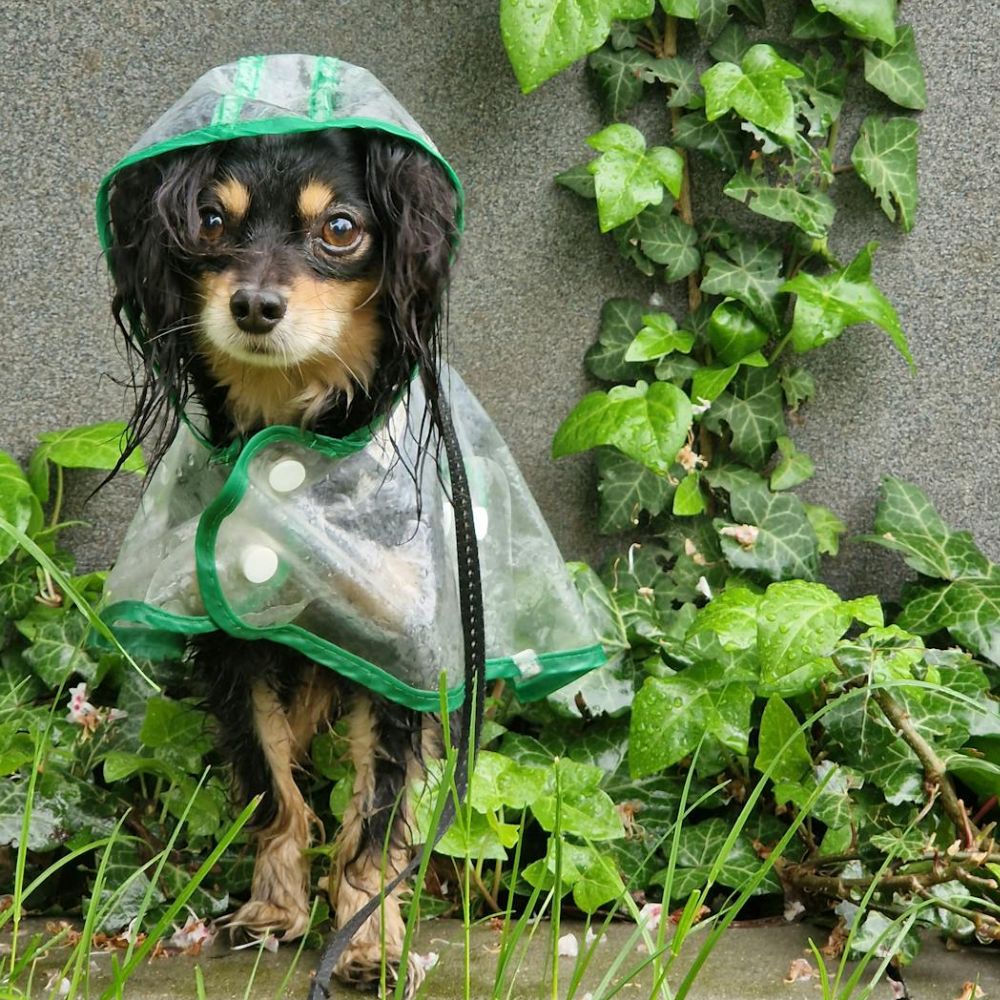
1, 1, 997, 598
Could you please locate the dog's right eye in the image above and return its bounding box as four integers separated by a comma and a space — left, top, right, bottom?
200, 209, 225, 241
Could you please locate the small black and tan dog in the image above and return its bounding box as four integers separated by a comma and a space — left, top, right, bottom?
106, 127, 458, 993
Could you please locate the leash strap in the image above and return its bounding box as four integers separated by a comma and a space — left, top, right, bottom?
307, 383, 486, 998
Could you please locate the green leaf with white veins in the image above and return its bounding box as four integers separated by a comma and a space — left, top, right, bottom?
716, 483, 819, 584
769, 435, 815, 491
756, 581, 856, 693
585, 297, 647, 382
724, 171, 836, 239
812, 0, 896, 45
587, 124, 684, 231
595, 448, 675, 534
704, 367, 786, 468
589, 47, 649, 117
629, 674, 714, 776
864, 478, 990, 581
500, 0, 655, 93
22, 614, 98, 688
634, 201, 700, 280
864, 25, 926, 109
700, 237, 784, 331
640, 56, 701, 109
851, 116, 919, 232
781, 242, 913, 366
702, 45, 804, 144
625, 313, 694, 361
553, 380, 693, 474
673, 113, 744, 172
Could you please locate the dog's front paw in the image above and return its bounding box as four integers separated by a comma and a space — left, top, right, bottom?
333, 942, 426, 999
221, 897, 311, 943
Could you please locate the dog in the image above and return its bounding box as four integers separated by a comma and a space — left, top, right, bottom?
105, 124, 459, 995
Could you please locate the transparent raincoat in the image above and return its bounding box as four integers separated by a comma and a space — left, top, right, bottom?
98, 55, 605, 711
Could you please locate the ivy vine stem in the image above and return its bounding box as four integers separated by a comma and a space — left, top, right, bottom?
870, 687, 978, 847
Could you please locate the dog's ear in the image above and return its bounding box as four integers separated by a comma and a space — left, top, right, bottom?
363, 133, 459, 401
105, 149, 218, 471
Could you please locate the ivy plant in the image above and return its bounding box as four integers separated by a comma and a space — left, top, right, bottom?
498, 0, 1000, 967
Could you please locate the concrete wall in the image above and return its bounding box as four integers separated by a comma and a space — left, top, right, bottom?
1, 1, 997, 597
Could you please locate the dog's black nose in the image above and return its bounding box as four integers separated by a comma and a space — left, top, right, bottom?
230, 287, 287, 334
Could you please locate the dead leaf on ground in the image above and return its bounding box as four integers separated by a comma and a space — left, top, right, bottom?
783, 958, 817, 984
952, 983, 985, 1000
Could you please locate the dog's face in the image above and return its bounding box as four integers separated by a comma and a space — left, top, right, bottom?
193, 132, 380, 371
107, 128, 456, 455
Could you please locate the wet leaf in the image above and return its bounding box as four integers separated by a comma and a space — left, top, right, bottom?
553, 380, 693, 474
702, 45, 804, 144
851, 116, 919, 232
705, 366, 786, 468
756, 696, 811, 782
812, 0, 896, 45
625, 313, 695, 361
587, 124, 684, 231
589, 46, 649, 117
500, 0, 656, 93
724, 171, 836, 238
781, 243, 913, 366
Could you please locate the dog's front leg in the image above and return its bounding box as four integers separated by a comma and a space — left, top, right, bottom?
227, 672, 335, 942
329, 692, 427, 998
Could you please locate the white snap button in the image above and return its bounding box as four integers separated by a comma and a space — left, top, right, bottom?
268, 459, 306, 493
473, 506, 488, 540
241, 544, 278, 583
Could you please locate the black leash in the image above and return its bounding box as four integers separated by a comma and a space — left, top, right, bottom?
307, 385, 486, 999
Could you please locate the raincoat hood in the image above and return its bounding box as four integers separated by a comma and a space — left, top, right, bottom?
96, 54, 464, 253
97, 57, 605, 711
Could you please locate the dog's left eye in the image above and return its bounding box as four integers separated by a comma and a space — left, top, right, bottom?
320, 214, 362, 252
200, 209, 225, 241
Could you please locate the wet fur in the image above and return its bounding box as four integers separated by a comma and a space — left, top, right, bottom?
106, 128, 457, 996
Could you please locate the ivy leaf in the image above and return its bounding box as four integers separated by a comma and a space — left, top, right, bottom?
673, 474, 705, 516
555, 163, 596, 199
863, 478, 990, 581
625, 313, 695, 361
790, 50, 847, 138
500, 0, 656, 93
755, 696, 811, 782
29, 421, 144, 504
553, 380, 693, 474
610, 19, 643, 48
0, 453, 34, 565
691, 352, 766, 403
781, 242, 914, 367
715, 482, 820, 583
652, 818, 777, 900
21, 614, 97, 688
724, 171, 836, 239
641, 55, 701, 109
673, 112, 744, 172
589, 46, 649, 117
769, 435, 815, 491
709, 23, 750, 65
0, 558, 38, 619
585, 298, 648, 381
701, 45, 804, 144
804, 502, 846, 556
634, 201, 700, 280
587, 124, 685, 231
700, 237, 784, 331
704, 367, 786, 469
686, 586, 761, 652
532, 759, 625, 840
851, 116, 919, 232
595, 448, 675, 533
792, 8, 843, 39
697, 0, 732, 42
659, 0, 698, 17
707, 300, 770, 365
756, 581, 854, 692
898, 580, 1000, 667
630, 674, 714, 775
811, 0, 897, 45
863, 25, 926, 110
779, 367, 815, 410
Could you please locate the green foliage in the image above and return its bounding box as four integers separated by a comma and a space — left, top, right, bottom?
499, 0, 1000, 969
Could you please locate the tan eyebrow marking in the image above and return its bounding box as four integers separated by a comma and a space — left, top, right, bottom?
297, 179, 335, 220
212, 177, 251, 220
